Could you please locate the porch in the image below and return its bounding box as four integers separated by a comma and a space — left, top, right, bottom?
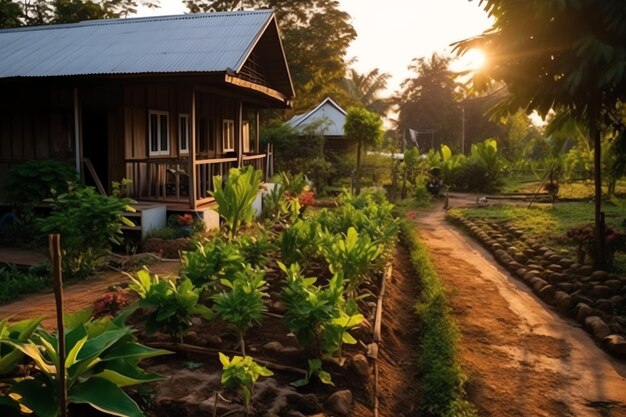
123, 146, 273, 209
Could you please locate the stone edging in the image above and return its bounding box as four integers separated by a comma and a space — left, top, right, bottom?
447, 214, 626, 359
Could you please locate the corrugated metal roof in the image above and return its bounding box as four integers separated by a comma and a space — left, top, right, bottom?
287, 97, 347, 129
0, 10, 274, 78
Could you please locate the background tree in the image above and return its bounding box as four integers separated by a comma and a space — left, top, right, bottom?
0, 0, 22, 27
344, 107, 383, 193
0, 0, 159, 27
185, 0, 357, 113
342, 67, 391, 116
396, 54, 461, 151
455, 0, 626, 266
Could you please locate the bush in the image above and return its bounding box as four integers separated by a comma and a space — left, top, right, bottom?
0, 265, 49, 304
1, 159, 78, 206
181, 238, 246, 289
35, 182, 135, 279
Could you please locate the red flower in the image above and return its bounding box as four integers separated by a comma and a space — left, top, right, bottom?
298, 191, 316, 207
177, 213, 193, 226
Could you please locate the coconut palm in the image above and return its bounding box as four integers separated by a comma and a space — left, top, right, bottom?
343, 68, 391, 115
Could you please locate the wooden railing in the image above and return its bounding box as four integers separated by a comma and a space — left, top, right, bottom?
124, 151, 270, 208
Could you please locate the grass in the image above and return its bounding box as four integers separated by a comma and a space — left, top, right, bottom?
449, 199, 626, 272
502, 178, 626, 200
400, 221, 477, 417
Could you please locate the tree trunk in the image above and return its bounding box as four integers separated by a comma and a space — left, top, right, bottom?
355, 140, 362, 194
592, 122, 606, 268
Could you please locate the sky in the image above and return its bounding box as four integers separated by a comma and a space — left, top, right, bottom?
138, 0, 493, 95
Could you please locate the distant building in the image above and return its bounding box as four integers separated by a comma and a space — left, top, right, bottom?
286, 97, 356, 155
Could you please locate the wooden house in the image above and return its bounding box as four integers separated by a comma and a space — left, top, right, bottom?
0, 10, 294, 214
286, 97, 355, 155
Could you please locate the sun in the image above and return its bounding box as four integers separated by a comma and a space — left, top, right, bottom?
452, 48, 487, 73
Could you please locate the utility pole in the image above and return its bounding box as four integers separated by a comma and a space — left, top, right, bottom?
461, 104, 466, 154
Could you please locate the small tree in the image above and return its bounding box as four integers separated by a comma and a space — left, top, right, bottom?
344, 107, 383, 194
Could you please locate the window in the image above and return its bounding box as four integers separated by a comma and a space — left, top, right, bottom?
223, 119, 235, 152
149, 111, 169, 156
179, 114, 189, 154
242, 121, 250, 153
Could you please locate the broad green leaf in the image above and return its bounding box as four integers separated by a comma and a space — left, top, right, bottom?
218, 352, 230, 366
341, 332, 357, 345
65, 335, 88, 368
317, 370, 334, 386
101, 342, 171, 362
76, 329, 128, 362
0, 394, 23, 417
12, 377, 58, 417
64, 308, 93, 330
68, 377, 144, 417
92, 360, 163, 387
6, 341, 56, 374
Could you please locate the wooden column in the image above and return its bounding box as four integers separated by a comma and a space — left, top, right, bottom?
73, 88, 82, 178
189, 89, 197, 209
255, 109, 260, 154
237, 100, 243, 167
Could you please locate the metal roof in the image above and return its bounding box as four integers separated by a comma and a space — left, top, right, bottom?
0, 10, 275, 79
287, 97, 347, 130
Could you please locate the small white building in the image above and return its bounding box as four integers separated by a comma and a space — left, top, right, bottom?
286, 97, 356, 154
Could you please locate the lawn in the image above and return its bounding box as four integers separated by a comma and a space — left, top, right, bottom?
449, 199, 626, 272
502, 178, 626, 200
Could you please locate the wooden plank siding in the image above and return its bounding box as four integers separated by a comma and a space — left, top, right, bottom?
0, 80, 267, 208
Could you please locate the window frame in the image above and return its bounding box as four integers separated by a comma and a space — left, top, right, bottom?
148, 110, 170, 156
222, 119, 235, 153
179, 113, 190, 154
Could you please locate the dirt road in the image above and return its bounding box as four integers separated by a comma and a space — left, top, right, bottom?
414, 194, 626, 417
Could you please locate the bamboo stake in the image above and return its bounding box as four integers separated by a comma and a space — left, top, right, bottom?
49, 234, 67, 417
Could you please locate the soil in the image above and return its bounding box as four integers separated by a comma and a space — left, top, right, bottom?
413, 193, 626, 417
0, 248, 423, 417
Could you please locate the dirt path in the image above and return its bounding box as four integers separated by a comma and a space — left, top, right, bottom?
0, 261, 179, 329
413, 194, 626, 417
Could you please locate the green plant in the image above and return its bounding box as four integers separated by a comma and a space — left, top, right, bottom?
233, 230, 275, 269
210, 166, 262, 239
181, 237, 246, 289
129, 269, 213, 341
321, 227, 382, 297
278, 219, 323, 267
218, 353, 273, 412
93, 292, 130, 318
0, 310, 171, 417
400, 221, 477, 417
0, 317, 42, 375
35, 182, 135, 279
0, 265, 49, 304
0, 160, 78, 207
280, 263, 360, 360
291, 358, 334, 387
212, 266, 268, 356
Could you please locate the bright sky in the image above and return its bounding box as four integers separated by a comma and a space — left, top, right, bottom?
139, 0, 493, 95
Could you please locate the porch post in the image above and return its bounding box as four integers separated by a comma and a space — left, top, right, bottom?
73, 88, 81, 177
189, 89, 197, 209
255, 109, 260, 154
237, 100, 243, 167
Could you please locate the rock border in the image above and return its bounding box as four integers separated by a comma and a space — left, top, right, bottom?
447, 214, 626, 359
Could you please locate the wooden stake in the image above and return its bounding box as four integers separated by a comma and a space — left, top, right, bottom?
49, 234, 67, 417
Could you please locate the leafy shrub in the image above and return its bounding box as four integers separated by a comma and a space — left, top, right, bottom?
129, 269, 212, 341
567, 224, 626, 265
0, 265, 49, 304
219, 353, 273, 411
234, 230, 275, 269
35, 182, 135, 279
278, 219, 323, 267
0, 310, 170, 417
212, 266, 268, 356
211, 166, 262, 239
321, 227, 382, 296
280, 263, 361, 360
0, 317, 41, 375
93, 292, 130, 318
181, 238, 246, 289
1, 160, 78, 207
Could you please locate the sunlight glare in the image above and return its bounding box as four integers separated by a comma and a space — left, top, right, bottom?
451, 48, 487, 73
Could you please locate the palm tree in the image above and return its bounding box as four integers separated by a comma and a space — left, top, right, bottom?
343, 68, 391, 115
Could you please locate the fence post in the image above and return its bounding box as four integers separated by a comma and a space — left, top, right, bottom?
49, 234, 67, 417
